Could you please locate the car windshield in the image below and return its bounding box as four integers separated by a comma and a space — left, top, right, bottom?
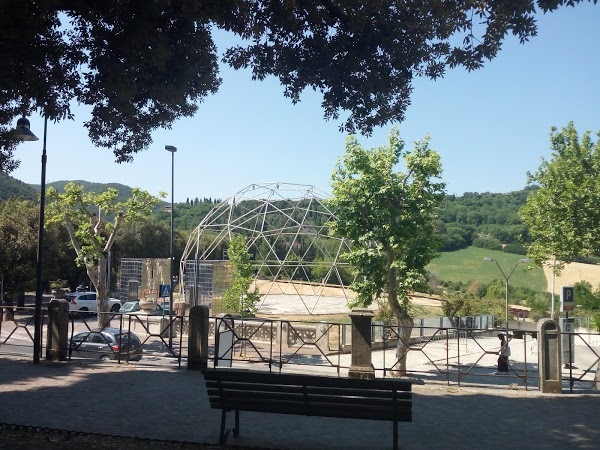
119, 302, 140, 313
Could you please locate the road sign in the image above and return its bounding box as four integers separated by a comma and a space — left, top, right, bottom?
159, 284, 171, 298
561, 286, 574, 312
559, 317, 575, 363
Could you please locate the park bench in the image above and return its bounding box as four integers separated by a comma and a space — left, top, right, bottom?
203, 367, 413, 450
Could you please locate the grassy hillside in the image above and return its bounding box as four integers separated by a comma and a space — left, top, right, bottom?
428, 247, 547, 292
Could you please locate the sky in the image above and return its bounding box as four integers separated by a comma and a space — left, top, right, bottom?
10, 3, 600, 203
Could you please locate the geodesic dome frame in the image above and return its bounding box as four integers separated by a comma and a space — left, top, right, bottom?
179, 182, 355, 314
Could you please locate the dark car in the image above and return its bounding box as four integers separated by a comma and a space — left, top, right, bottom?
69, 328, 143, 361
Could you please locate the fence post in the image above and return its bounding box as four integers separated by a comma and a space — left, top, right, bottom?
538, 319, 562, 394
188, 305, 209, 371
348, 308, 375, 380
46, 299, 69, 361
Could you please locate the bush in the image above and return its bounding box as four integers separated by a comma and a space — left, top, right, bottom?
591, 311, 600, 333
502, 243, 527, 255
472, 236, 502, 251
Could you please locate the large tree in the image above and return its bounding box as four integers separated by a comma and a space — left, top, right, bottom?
519, 122, 600, 270
329, 128, 445, 375
1, 1, 596, 172
0, 199, 38, 304
45, 183, 161, 326
0, 198, 76, 306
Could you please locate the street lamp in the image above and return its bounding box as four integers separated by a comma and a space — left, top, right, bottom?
484, 257, 530, 336
13, 116, 46, 364
165, 145, 176, 347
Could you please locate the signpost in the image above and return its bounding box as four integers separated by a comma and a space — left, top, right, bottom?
560, 286, 574, 312
559, 317, 575, 364
560, 286, 575, 373
159, 284, 171, 298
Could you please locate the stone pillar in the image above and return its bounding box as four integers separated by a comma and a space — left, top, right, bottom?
46, 299, 69, 362
348, 308, 375, 380
538, 319, 562, 394
315, 321, 329, 354
188, 305, 209, 371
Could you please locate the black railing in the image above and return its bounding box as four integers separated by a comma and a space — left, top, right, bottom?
2, 305, 598, 392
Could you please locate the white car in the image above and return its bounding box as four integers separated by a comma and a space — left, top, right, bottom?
65, 291, 122, 314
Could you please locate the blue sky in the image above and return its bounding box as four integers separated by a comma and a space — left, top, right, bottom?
11, 3, 600, 203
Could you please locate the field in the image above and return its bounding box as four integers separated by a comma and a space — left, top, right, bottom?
542, 261, 600, 294
429, 247, 600, 294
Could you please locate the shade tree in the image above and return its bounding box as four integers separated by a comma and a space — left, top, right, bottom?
1, 1, 596, 172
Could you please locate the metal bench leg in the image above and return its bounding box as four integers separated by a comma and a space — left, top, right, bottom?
219, 409, 227, 444
393, 418, 398, 450
233, 409, 240, 437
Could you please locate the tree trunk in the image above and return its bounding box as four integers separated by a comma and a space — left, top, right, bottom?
88, 254, 110, 328
385, 248, 413, 377
394, 311, 413, 376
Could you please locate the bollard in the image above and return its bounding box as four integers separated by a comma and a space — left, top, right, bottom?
188, 305, 209, 371
215, 314, 237, 367
46, 299, 69, 361
348, 308, 375, 380
538, 319, 562, 394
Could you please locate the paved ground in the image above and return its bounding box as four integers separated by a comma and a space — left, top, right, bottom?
1, 353, 599, 450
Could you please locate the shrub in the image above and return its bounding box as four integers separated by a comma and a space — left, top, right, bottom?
472, 236, 502, 251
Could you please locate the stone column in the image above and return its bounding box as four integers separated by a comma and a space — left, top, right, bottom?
188, 305, 209, 371
538, 319, 562, 394
348, 308, 375, 380
46, 299, 69, 361
315, 321, 329, 354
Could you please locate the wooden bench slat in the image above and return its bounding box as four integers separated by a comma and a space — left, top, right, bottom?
209, 394, 412, 414
210, 399, 412, 421
207, 389, 412, 406
203, 369, 412, 391
206, 380, 412, 399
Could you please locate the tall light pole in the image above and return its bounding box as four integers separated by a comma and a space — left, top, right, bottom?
484, 257, 530, 336
165, 145, 176, 347
14, 117, 46, 364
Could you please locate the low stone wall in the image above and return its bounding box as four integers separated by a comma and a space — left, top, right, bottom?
209, 319, 332, 354
574, 327, 600, 347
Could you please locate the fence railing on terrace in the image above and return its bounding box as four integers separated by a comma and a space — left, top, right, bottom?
1, 305, 598, 392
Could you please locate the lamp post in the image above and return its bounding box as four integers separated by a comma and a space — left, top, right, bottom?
165, 145, 177, 347
483, 257, 530, 336
14, 117, 46, 364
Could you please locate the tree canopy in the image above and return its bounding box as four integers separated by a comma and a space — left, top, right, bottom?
519, 122, 600, 270
1, 1, 596, 172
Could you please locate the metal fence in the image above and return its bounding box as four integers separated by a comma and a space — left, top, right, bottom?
1, 305, 598, 392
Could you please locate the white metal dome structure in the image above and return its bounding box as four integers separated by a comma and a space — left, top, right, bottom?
180, 182, 355, 315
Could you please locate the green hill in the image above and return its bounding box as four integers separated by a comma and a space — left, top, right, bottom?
428, 247, 546, 291
0, 172, 37, 201
46, 180, 136, 203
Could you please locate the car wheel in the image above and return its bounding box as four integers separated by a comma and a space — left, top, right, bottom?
110, 304, 120, 312
99, 355, 111, 362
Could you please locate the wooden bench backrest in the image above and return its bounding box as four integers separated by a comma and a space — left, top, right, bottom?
204, 368, 412, 422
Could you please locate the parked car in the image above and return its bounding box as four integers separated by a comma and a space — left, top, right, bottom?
69, 327, 143, 361
118, 301, 141, 314
119, 300, 171, 315
65, 291, 121, 314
